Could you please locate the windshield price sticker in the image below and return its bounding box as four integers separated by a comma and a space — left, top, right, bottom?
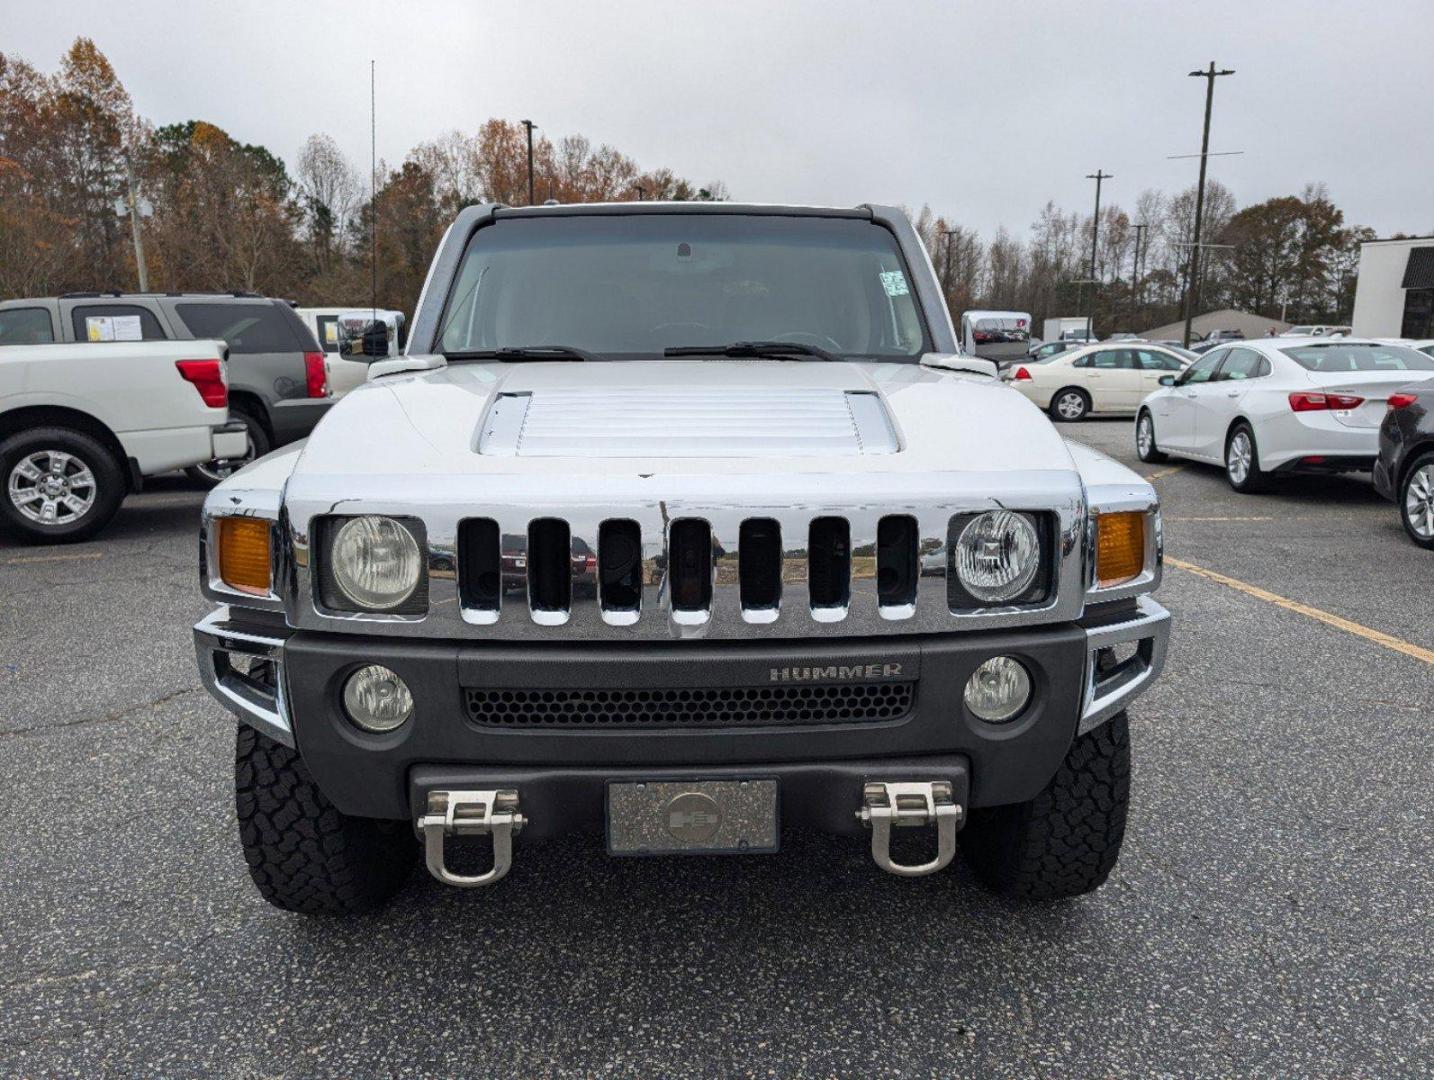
879, 271, 910, 297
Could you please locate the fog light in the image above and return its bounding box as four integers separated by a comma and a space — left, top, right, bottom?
964, 656, 1031, 723
342, 664, 414, 732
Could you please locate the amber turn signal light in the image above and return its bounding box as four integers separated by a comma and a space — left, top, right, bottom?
217, 517, 272, 596
1095, 512, 1145, 588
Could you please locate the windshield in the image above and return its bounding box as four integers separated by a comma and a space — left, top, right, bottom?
1280, 342, 1434, 372
437, 214, 930, 360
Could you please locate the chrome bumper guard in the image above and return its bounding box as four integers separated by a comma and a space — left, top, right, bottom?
194, 608, 294, 747
1079, 594, 1171, 734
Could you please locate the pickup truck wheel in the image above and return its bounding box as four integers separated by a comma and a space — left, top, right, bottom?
1049, 387, 1090, 422
961, 711, 1130, 900
0, 427, 125, 544
235, 725, 416, 916
1135, 410, 1168, 463
187, 410, 267, 488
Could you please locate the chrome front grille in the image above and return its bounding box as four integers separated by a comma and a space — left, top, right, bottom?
281, 469, 1088, 641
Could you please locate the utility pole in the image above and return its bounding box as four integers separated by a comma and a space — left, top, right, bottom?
1129, 222, 1148, 331
124, 158, 148, 291
942, 228, 959, 300
1181, 61, 1235, 347
634, 182, 648, 201
1085, 170, 1112, 340
521, 119, 537, 205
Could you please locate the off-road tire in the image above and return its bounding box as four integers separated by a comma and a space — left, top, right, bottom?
962, 711, 1130, 900
187, 408, 268, 487
235, 725, 416, 915
1135, 409, 1168, 463
1049, 387, 1091, 422
0, 426, 126, 544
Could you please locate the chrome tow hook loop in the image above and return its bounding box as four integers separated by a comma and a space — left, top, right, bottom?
415, 789, 525, 888
856, 781, 962, 877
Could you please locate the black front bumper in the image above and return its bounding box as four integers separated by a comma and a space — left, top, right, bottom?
280, 625, 1088, 820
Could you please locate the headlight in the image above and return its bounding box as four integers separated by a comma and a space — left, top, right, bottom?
964, 655, 1032, 723
953, 511, 1040, 602
342, 664, 414, 732
330, 515, 423, 610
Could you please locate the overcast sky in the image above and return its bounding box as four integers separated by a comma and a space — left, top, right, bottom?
9, 0, 1431, 239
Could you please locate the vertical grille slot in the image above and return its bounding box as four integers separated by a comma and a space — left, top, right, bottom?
458, 518, 501, 612
876, 515, 918, 608
808, 517, 850, 611
669, 518, 712, 613
527, 518, 571, 614
739, 518, 782, 611
598, 519, 643, 613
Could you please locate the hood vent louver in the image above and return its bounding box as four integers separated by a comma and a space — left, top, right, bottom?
476, 387, 898, 457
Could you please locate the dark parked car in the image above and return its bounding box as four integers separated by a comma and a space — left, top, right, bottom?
0, 292, 332, 483
1373, 382, 1434, 548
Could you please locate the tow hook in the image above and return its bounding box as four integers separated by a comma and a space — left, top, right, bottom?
856, 781, 962, 877
415, 789, 525, 888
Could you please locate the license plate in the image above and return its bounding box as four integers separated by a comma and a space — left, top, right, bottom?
607, 779, 778, 855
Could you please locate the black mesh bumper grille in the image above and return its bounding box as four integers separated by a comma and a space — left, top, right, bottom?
462, 681, 916, 728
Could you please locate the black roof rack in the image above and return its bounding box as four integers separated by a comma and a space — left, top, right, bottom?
56, 290, 266, 300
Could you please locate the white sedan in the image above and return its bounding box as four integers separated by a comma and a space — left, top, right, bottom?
1135, 337, 1434, 492
1006, 343, 1190, 421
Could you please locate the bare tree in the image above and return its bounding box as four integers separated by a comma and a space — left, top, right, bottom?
297, 133, 359, 270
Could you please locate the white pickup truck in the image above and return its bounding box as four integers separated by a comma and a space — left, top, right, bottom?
0, 340, 247, 542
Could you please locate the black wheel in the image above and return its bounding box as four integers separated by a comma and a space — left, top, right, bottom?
0, 426, 126, 544
187, 408, 268, 487
1224, 421, 1269, 493
235, 725, 416, 915
962, 711, 1130, 900
1049, 387, 1090, 422
1398, 452, 1434, 549
1135, 409, 1168, 463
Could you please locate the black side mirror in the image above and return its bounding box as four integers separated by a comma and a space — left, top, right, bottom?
1159, 375, 1176, 386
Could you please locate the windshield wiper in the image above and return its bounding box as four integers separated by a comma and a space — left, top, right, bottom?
444, 345, 598, 363
664, 341, 839, 363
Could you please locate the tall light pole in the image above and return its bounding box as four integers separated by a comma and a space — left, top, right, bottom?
521, 119, 537, 205
1181, 62, 1235, 347
1085, 170, 1112, 340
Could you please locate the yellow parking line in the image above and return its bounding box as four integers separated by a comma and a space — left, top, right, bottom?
3, 551, 105, 565
1167, 557, 1434, 666
1145, 465, 1187, 481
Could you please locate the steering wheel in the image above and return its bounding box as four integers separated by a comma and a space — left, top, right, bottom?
772, 330, 844, 352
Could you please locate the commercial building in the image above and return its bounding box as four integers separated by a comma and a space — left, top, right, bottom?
1351, 236, 1434, 339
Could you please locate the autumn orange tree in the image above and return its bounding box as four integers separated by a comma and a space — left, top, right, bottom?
0, 39, 728, 317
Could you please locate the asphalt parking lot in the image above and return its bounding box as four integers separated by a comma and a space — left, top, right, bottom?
2, 419, 1431, 1078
